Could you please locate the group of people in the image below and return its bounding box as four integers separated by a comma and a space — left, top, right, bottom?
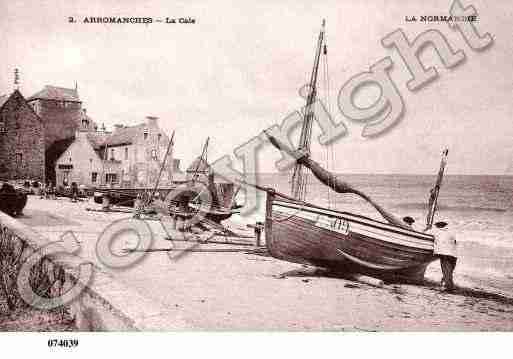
402, 216, 458, 291
39, 181, 81, 202
39, 181, 56, 199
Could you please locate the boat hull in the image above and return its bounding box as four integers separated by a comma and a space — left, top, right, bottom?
265, 193, 436, 282
0, 183, 28, 217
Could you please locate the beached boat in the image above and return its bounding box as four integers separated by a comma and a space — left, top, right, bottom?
167, 138, 240, 223
0, 182, 28, 217
261, 21, 444, 281
265, 190, 436, 281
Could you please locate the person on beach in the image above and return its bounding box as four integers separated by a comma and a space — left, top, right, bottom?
71, 182, 79, 202
402, 216, 416, 228
40, 182, 46, 199
431, 221, 458, 291
247, 221, 264, 246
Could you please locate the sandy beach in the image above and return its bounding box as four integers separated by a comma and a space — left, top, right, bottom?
9, 196, 513, 331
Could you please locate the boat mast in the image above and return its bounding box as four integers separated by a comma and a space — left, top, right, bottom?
425, 149, 449, 230
147, 130, 175, 205
291, 20, 326, 200
192, 137, 210, 183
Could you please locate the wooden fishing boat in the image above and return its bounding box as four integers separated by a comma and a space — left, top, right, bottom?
169, 138, 240, 223
167, 183, 239, 223
260, 20, 445, 281
93, 186, 178, 206
265, 191, 435, 281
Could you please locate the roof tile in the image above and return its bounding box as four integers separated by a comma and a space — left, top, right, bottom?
28, 85, 80, 102
104, 124, 145, 146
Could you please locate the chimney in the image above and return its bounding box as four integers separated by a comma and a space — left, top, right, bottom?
75, 129, 88, 139
146, 116, 158, 127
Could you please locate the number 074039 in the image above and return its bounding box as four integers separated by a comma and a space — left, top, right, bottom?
48, 339, 79, 348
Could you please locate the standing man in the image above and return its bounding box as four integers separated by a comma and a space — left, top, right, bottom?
431, 221, 458, 291
247, 221, 264, 247
71, 182, 79, 202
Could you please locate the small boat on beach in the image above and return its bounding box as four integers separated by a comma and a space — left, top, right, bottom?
0, 182, 28, 217
167, 137, 240, 223
260, 21, 447, 282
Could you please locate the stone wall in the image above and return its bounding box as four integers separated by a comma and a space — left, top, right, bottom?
28, 99, 82, 184
0, 91, 45, 181
0, 210, 188, 331
32, 99, 82, 150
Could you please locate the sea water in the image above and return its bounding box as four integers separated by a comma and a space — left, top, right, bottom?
235, 173, 513, 295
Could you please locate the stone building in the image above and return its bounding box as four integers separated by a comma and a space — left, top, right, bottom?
55, 116, 182, 188
0, 90, 45, 181
27, 84, 98, 184
54, 130, 108, 187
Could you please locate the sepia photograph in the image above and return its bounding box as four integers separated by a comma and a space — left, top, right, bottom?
0, 0, 512, 354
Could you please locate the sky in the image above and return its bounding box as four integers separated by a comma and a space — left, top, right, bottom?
1, 0, 512, 175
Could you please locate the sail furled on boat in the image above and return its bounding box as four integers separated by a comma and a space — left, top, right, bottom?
264, 132, 409, 229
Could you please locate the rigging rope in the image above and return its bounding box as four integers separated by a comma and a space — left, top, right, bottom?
322, 41, 335, 209
291, 20, 325, 202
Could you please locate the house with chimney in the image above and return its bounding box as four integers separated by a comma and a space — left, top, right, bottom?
0, 90, 45, 181
27, 84, 98, 184
55, 116, 182, 188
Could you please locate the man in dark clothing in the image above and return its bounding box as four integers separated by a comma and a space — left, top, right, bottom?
71, 182, 79, 203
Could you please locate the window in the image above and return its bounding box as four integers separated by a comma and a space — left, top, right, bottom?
110, 149, 115, 161
143, 128, 148, 140
91, 172, 98, 183
158, 133, 162, 142
0, 121, 5, 133
16, 153, 22, 167
105, 173, 118, 184
124, 147, 128, 160
82, 119, 89, 128
151, 149, 157, 160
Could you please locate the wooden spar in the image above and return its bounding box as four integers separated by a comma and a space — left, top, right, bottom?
126, 248, 259, 253
425, 149, 449, 230
346, 274, 384, 288
291, 20, 326, 200
192, 137, 210, 183
147, 130, 175, 205
166, 238, 255, 247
